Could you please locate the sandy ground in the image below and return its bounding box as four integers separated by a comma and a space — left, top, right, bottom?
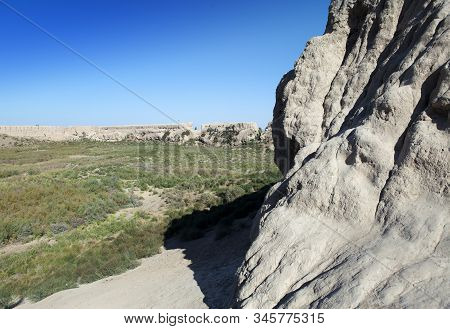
0, 238, 55, 258
116, 189, 166, 219
18, 219, 251, 309
19, 247, 207, 309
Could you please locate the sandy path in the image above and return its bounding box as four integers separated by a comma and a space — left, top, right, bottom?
18, 220, 251, 309
19, 247, 207, 309
0, 238, 54, 257
116, 189, 166, 219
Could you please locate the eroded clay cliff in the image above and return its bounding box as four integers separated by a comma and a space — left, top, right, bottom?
235, 0, 449, 308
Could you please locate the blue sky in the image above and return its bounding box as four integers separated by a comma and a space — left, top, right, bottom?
0, 0, 329, 128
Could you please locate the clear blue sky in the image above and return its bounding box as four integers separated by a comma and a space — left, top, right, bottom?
0, 0, 329, 128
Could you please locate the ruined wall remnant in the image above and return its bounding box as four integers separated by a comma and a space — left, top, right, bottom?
0, 122, 271, 146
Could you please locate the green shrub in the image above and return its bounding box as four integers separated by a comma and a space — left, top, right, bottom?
0, 216, 165, 307
0, 175, 133, 244
0, 170, 19, 179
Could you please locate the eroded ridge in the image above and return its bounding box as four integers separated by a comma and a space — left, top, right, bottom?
235, 0, 449, 309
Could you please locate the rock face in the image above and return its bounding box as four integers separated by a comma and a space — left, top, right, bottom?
234, 0, 449, 308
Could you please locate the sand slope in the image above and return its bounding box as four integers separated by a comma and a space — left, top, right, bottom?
19, 247, 207, 309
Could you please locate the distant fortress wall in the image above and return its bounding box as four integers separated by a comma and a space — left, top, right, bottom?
100, 123, 193, 130
0, 122, 273, 146
201, 122, 259, 131
0, 123, 195, 142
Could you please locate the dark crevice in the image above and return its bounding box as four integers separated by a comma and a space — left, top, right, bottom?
239, 249, 292, 307
343, 1, 372, 65
301, 151, 317, 167
375, 64, 443, 228
366, 0, 387, 50
399, 18, 449, 86
312, 284, 343, 308
394, 64, 443, 162
321, 2, 373, 139
249, 179, 290, 241
333, 0, 440, 138
322, 0, 388, 140
272, 70, 298, 175
273, 257, 348, 308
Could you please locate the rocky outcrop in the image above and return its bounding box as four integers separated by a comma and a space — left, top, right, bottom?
0, 122, 270, 146
198, 123, 261, 146
235, 0, 449, 308
260, 122, 274, 149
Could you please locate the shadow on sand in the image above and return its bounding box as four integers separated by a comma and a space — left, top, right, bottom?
164, 186, 271, 308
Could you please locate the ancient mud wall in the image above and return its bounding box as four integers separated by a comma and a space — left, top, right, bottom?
0, 122, 269, 145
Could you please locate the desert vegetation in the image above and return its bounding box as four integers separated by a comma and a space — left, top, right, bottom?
0, 139, 280, 308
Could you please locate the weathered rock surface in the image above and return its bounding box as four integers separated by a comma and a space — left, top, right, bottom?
235, 0, 449, 308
